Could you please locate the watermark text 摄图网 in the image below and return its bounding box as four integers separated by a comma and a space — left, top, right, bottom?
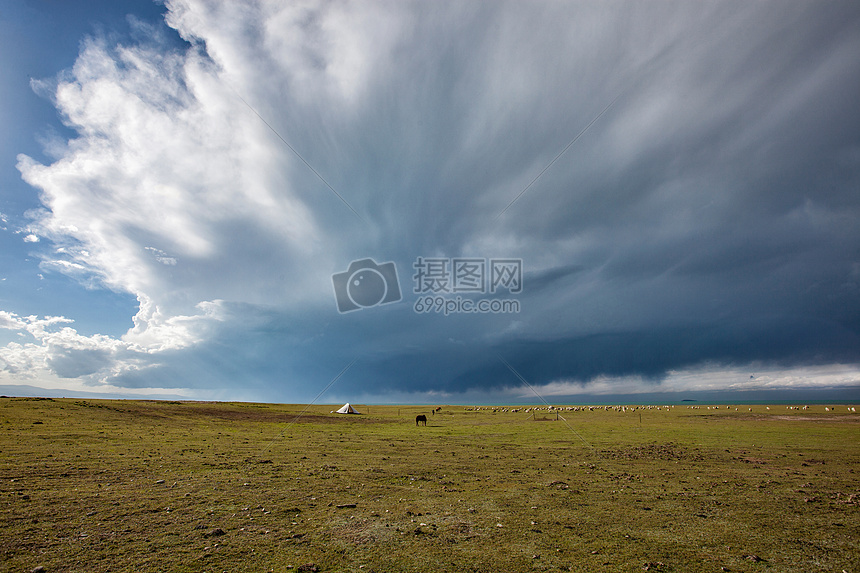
412, 257, 522, 294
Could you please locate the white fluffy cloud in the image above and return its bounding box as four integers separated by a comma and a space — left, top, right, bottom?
13, 3, 348, 393
0, 305, 224, 390
18, 28, 326, 312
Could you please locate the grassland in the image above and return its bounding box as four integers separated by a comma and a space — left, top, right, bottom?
1, 398, 858, 572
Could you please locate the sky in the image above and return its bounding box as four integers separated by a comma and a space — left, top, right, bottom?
1, 0, 859, 404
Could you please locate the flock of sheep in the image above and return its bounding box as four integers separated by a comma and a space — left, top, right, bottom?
459, 404, 856, 413
462, 405, 676, 413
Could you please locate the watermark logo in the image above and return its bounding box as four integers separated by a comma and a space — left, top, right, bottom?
332, 256, 521, 315
413, 257, 522, 315
332, 258, 402, 313
413, 295, 521, 315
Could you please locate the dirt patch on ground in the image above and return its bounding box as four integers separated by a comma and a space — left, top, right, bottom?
328, 518, 394, 546
770, 415, 860, 423
276, 413, 380, 424
599, 442, 704, 461
65, 401, 383, 424
186, 409, 385, 424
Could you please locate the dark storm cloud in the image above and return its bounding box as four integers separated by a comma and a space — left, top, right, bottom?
316, 0, 860, 397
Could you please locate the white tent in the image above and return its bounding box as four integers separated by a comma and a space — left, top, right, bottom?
334, 403, 360, 414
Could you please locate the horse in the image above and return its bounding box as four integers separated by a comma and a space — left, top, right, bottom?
415, 414, 427, 426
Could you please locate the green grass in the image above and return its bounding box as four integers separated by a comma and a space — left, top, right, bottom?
1, 398, 858, 572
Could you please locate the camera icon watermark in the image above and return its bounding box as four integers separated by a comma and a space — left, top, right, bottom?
332, 258, 402, 313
